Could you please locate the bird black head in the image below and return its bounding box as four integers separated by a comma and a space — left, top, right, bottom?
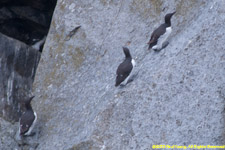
22, 96, 34, 110
165, 11, 176, 25
122, 47, 132, 58
25, 96, 35, 105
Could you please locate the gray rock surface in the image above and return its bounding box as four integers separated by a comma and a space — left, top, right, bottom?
0, 33, 40, 122
33, 0, 225, 149
0, 118, 20, 150
0, 117, 40, 150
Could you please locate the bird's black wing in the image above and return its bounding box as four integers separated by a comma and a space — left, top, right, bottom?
115, 59, 133, 86
148, 24, 167, 49
20, 110, 35, 135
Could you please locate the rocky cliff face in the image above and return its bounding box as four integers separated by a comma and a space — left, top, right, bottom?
0, 0, 56, 122
0, 0, 55, 149
0, 33, 40, 122
1, 0, 225, 150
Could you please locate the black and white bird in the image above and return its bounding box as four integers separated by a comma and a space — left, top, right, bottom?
115, 47, 135, 87
148, 11, 176, 51
19, 96, 37, 136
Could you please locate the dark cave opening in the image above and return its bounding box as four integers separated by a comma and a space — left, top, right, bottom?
0, 0, 57, 52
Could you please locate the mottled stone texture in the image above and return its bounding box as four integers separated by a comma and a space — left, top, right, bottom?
2, 0, 225, 149
0, 118, 20, 150
32, 0, 225, 149
0, 33, 40, 122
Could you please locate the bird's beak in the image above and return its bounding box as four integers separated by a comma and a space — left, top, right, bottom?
30, 96, 35, 100
172, 11, 176, 15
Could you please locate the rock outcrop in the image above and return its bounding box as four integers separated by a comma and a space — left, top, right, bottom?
32, 0, 225, 149
1, 0, 225, 149
0, 1, 55, 149
0, 33, 40, 122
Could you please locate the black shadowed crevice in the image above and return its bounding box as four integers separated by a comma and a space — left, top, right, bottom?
0, 0, 57, 52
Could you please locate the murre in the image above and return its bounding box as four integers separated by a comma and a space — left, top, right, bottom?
148, 11, 176, 51
19, 96, 37, 136
115, 47, 135, 87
